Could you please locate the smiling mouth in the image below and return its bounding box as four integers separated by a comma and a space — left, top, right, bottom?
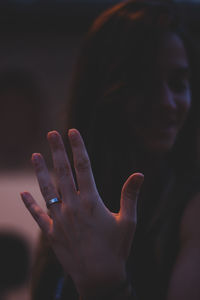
150, 120, 177, 134
153, 124, 177, 138
152, 117, 177, 129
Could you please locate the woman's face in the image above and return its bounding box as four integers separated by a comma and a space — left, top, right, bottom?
126, 32, 191, 154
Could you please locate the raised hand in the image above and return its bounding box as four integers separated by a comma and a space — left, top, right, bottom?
21, 129, 144, 298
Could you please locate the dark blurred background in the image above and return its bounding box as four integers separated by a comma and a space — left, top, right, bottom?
0, 1, 199, 299
0, 0, 199, 167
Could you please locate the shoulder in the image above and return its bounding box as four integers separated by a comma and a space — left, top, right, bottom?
167, 192, 200, 300
180, 191, 200, 244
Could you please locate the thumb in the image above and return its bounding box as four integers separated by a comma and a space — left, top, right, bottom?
119, 172, 144, 222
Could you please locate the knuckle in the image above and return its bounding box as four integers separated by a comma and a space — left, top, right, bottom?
34, 206, 41, 215
33, 207, 43, 222
64, 203, 77, 217
56, 163, 71, 178
41, 185, 55, 200
25, 199, 33, 210
75, 156, 90, 172
124, 189, 139, 200
34, 163, 43, 173
41, 185, 50, 195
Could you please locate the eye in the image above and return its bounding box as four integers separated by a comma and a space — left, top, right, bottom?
169, 78, 189, 93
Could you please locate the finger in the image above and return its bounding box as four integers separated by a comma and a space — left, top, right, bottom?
68, 129, 98, 197
21, 192, 52, 235
119, 173, 144, 222
32, 153, 61, 215
47, 131, 76, 203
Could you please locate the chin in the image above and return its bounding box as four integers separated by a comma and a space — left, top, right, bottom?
145, 138, 176, 155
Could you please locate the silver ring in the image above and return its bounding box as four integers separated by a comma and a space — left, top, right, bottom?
46, 197, 61, 209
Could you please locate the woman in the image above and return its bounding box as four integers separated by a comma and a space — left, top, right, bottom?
21, 1, 200, 299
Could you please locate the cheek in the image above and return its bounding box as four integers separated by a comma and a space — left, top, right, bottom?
178, 91, 191, 123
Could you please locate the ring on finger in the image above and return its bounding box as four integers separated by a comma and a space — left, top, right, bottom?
46, 197, 61, 209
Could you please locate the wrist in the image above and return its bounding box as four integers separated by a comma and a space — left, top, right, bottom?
77, 267, 127, 298
78, 271, 136, 300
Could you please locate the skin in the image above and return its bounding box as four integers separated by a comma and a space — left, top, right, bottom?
21, 129, 144, 299
126, 33, 191, 154
21, 34, 200, 299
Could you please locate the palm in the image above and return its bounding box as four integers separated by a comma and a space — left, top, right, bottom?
21, 129, 143, 295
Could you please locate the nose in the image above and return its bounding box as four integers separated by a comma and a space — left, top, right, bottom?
158, 81, 177, 111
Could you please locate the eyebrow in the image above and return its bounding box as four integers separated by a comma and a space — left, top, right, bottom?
173, 66, 191, 77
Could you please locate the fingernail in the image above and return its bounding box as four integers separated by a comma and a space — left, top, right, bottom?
20, 192, 27, 202
135, 173, 144, 189
47, 131, 59, 141
32, 153, 40, 163
68, 129, 78, 141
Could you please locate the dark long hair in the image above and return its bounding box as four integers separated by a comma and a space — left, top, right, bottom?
65, 5, 200, 296
66, 0, 200, 210
31, 2, 200, 299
